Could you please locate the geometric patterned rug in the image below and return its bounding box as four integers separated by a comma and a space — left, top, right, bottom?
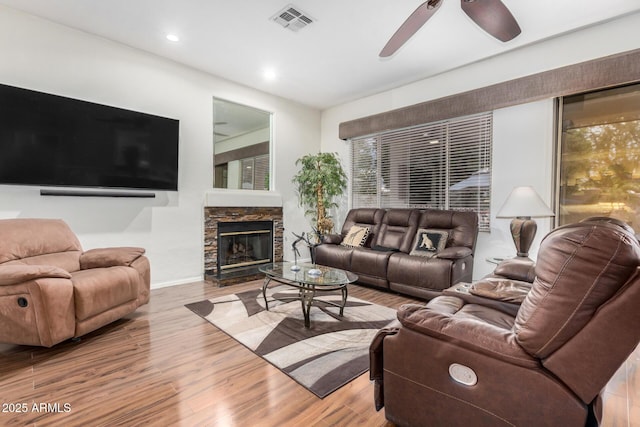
185, 285, 397, 398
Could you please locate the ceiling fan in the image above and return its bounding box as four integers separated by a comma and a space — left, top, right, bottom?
380, 0, 521, 58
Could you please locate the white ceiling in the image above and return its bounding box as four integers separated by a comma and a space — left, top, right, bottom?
1, 0, 640, 110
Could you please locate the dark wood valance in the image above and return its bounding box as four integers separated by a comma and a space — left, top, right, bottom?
339, 48, 640, 140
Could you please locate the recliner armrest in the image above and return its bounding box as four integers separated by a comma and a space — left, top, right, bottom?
469, 278, 531, 304
398, 300, 538, 368
0, 264, 71, 286
435, 246, 472, 260
0, 264, 75, 347
369, 320, 400, 411
370, 320, 401, 381
321, 233, 343, 245
80, 247, 145, 269
494, 258, 536, 282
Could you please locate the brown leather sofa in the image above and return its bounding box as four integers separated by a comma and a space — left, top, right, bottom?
0, 218, 150, 347
370, 217, 640, 426
315, 208, 478, 299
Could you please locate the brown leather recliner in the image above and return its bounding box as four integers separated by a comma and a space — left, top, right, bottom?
370, 217, 640, 426
0, 218, 150, 347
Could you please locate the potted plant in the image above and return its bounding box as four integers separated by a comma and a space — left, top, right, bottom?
292, 152, 348, 242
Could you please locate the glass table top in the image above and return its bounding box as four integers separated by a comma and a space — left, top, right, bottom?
259, 262, 357, 287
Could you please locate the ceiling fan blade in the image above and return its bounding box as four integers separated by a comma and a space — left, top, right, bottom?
460, 0, 521, 42
380, 0, 444, 58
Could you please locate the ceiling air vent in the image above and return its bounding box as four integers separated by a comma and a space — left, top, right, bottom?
271, 4, 315, 32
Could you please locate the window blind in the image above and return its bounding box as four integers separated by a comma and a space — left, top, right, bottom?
351, 112, 492, 230
253, 154, 269, 190
240, 154, 269, 190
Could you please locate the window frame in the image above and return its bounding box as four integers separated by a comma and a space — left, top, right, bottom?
555, 83, 640, 229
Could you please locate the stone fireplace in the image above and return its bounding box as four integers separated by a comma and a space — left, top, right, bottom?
204, 195, 283, 285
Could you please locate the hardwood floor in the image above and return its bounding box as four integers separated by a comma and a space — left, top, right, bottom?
0, 280, 638, 426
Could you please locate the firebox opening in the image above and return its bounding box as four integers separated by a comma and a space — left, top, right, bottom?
217, 220, 273, 278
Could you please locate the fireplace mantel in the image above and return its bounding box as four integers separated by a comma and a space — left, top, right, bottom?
204, 189, 282, 208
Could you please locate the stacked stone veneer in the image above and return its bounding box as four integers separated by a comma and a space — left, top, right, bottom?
204, 206, 283, 281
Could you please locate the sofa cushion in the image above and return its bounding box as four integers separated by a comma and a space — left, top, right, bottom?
71, 266, 139, 321
350, 247, 394, 279
0, 264, 71, 286
387, 253, 453, 291
409, 229, 448, 258
0, 218, 82, 265
16, 252, 82, 274
375, 209, 420, 253
341, 225, 370, 247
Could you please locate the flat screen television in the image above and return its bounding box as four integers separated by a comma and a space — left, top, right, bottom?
0, 83, 179, 192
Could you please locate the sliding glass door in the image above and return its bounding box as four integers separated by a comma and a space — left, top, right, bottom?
558, 83, 640, 228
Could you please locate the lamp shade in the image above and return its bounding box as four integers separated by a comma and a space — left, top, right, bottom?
496, 186, 555, 218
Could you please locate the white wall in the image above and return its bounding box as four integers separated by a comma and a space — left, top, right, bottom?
320, 12, 640, 280
0, 6, 320, 287
483, 100, 556, 278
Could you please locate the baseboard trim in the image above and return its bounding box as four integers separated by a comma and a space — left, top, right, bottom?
151, 276, 204, 290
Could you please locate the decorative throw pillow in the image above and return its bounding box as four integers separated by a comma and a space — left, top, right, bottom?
341, 225, 370, 247
409, 229, 448, 258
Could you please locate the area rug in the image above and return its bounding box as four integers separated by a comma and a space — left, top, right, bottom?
185, 285, 397, 398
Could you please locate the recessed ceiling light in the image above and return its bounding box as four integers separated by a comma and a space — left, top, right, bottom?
166, 34, 180, 42
263, 68, 277, 81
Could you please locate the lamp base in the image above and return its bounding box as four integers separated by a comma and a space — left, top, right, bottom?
510, 217, 537, 258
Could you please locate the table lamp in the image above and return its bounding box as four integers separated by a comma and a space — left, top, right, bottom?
496, 186, 555, 258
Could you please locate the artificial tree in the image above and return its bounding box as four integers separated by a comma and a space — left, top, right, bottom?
292, 152, 348, 240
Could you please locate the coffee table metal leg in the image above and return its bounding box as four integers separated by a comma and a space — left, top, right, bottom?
300, 285, 315, 328
340, 285, 348, 316
262, 276, 272, 310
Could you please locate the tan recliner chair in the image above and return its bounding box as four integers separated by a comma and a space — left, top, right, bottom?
370, 217, 640, 426
0, 218, 150, 347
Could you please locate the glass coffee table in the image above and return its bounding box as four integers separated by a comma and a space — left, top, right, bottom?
259, 262, 358, 328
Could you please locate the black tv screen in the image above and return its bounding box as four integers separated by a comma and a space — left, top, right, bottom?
0, 83, 179, 191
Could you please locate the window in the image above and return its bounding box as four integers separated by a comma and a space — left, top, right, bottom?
351, 112, 492, 230
240, 154, 269, 190
558, 83, 640, 228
